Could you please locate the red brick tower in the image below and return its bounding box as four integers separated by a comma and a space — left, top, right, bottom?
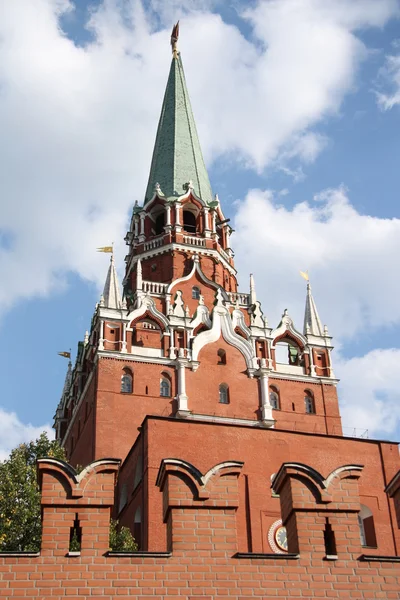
52, 28, 400, 565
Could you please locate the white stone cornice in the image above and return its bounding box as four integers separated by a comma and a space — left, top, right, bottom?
269, 373, 339, 385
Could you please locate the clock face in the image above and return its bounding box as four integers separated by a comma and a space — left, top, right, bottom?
268, 519, 288, 554
275, 526, 288, 552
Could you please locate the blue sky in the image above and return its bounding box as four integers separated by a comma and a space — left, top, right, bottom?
1, 0, 400, 458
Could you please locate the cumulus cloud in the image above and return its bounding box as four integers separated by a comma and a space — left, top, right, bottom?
337, 349, 400, 437
234, 185, 400, 340
0, 409, 53, 462
233, 185, 400, 435
376, 50, 400, 109
0, 0, 398, 315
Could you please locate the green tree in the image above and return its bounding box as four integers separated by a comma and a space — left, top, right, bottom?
0, 432, 65, 552
109, 518, 138, 552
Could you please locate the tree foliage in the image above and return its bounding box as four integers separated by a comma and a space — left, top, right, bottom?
0, 433, 138, 553
109, 519, 138, 552
0, 432, 65, 552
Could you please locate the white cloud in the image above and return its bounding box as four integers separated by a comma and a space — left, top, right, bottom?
376, 52, 400, 109
337, 349, 400, 437
0, 408, 53, 462
0, 0, 398, 315
233, 185, 400, 435
234, 185, 400, 340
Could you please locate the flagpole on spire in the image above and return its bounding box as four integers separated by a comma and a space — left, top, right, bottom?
171, 21, 180, 58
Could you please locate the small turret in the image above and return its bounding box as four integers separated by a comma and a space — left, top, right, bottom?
102, 254, 122, 310
303, 282, 324, 337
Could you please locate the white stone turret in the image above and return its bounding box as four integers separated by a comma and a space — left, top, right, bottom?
102, 254, 122, 309
303, 282, 324, 337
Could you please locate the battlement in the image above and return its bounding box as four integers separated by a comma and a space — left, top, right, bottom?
1, 454, 400, 599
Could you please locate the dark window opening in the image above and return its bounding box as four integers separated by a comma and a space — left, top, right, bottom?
121, 369, 133, 394
183, 210, 196, 233
155, 213, 165, 235
292, 402, 295, 411
145, 385, 148, 395
219, 384, 229, 404
69, 513, 82, 552
192, 286, 201, 300
160, 377, 171, 397
324, 518, 337, 556
269, 387, 280, 410
217, 349, 227, 365
305, 391, 315, 414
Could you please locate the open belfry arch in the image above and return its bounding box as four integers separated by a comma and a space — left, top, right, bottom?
0, 23, 389, 598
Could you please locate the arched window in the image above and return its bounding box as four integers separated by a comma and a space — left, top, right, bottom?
183, 210, 196, 233
269, 386, 280, 410
358, 505, 377, 548
160, 375, 171, 397
275, 340, 301, 366
155, 212, 165, 235
304, 390, 315, 414
133, 507, 142, 550
121, 368, 133, 394
219, 383, 229, 404
192, 286, 201, 300
217, 349, 227, 365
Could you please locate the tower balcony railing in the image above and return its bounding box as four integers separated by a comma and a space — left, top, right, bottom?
227, 292, 250, 306
183, 235, 206, 247
144, 235, 164, 251
142, 280, 168, 295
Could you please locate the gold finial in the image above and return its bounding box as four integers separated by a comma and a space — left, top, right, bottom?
171, 21, 180, 58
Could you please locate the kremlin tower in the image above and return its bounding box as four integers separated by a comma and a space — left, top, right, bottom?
2, 24, 398, 600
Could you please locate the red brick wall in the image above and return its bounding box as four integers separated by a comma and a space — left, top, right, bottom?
1, 454, 400, 599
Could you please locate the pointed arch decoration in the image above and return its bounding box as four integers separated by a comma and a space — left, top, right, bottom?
271, 310, 307, 350
127, 294, 170, 332
231, 308, 251, 339
271, 462, 364, 501
191, 295, 258, 374
167, 254, 229, 299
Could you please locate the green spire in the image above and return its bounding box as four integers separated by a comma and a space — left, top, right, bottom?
144, 52, 213, 205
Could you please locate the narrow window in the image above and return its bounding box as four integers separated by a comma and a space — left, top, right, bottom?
269, 386, 280, 410
304, 390, 315, 414
121, 368, 133, 394
219, 384, 229, 404
192, 286, 201, 300
145, 385, 149, 395
183, 210, 196, 233
217, 349, 227, 365
324, 518, 337, 557
160, 376, 171, 397
69, 513, 82, 553
358, 505, 377, 547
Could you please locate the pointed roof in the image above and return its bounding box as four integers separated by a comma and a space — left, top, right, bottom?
303, 283, 324, 337
102, 254, 122, 309
62, 361, 72, 398
144, 48, 213, 205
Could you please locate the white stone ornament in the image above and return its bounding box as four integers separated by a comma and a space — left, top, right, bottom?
251, 301, 264, 328
173, 291, 186, 317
